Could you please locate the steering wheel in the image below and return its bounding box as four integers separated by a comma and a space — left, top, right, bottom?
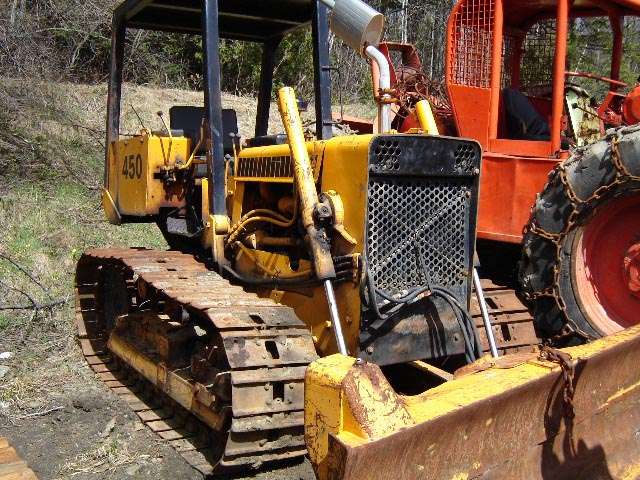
565, 71, 628, 88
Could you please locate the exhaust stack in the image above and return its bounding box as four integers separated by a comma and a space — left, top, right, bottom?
321, 0, 383, 55
320, 0, 391, 133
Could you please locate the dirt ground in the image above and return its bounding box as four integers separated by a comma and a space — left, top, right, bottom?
0, 350, 315, 480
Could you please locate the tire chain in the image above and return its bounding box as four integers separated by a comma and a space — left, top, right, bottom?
538, 345, 576, 420
520, 125, 640, 344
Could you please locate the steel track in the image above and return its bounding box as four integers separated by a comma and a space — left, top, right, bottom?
75, 248, 317, 476
471, 278, 539, 355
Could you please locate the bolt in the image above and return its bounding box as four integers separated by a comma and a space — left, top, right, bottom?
264, 384, 270, 391
288, 383, 295, 390
366, 346, 374, 354
355, 357, 364, 365
624, 243, 640, 298
473, 167, 480, 175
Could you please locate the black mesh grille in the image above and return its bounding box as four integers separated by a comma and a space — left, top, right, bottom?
365, 135, 480, 302
373, 139, 402, 171
454, 143, 478, 173
367, 177, 469, 294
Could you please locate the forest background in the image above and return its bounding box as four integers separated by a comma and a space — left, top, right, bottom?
3, 0, 640, 104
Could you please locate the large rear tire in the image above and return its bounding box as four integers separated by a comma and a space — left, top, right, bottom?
519, 125, 640, 345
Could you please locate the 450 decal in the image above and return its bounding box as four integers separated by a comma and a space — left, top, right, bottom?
122, 154, 143, 179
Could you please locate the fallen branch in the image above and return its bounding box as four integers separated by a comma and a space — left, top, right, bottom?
0, 252, 52, 298
15, 405, 64, 419
0, 275, 68, 343
0, 278, 67, 311
0, 278, 38, 306
0, 299, 67, 311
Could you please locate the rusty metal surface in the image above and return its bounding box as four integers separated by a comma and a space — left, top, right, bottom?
75, 247, 317, 475
324, 329, 640, 480
359, 296, 466, 365
0, 437, 38, 480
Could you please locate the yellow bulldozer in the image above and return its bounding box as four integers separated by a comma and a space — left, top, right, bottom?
75, 0, 640, 478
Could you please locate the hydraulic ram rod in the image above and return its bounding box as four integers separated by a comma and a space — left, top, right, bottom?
473, 268, 499, 358
324, 280, 348, 355
277, 86, 348, 355
277, 87, 336, 280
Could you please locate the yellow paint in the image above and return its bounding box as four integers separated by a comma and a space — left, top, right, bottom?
449, 474, 469, 480
318, 134, 372, 355
604, 378, 640, 406
305, 324, 640, 479
621, 462, 640, 480
200, 178, 210, 227
230, 133, 373, 357
277, 87, 322, 233
108, 327, 225, 431
305, 353, 355, 479
101, 188, 121, 225
234, 142, 323, 185
105, 131, 189, 218
415, 99, 440, 135
236, 248, 312, 280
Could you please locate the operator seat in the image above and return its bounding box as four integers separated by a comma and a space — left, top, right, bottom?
169, 106, 239, 155
502, 88, 551, 141
169, 106, 239, 178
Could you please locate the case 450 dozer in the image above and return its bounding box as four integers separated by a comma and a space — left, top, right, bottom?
74, 0, 640, 478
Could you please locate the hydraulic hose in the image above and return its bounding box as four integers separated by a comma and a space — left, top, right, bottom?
361, 249, 482, 362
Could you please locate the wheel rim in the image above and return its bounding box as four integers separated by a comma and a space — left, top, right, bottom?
572, 194, 640, 335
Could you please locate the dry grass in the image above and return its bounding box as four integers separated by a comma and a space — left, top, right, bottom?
59, 434, 158, 477
0, 186, 164, 425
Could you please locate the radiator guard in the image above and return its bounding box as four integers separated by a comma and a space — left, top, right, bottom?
359, 134, 481, 365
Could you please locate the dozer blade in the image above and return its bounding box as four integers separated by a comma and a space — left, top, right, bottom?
305, 324, 640, 480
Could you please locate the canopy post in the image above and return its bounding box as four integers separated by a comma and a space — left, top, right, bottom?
202, 0, 226, 215
312, 0, 333, 140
